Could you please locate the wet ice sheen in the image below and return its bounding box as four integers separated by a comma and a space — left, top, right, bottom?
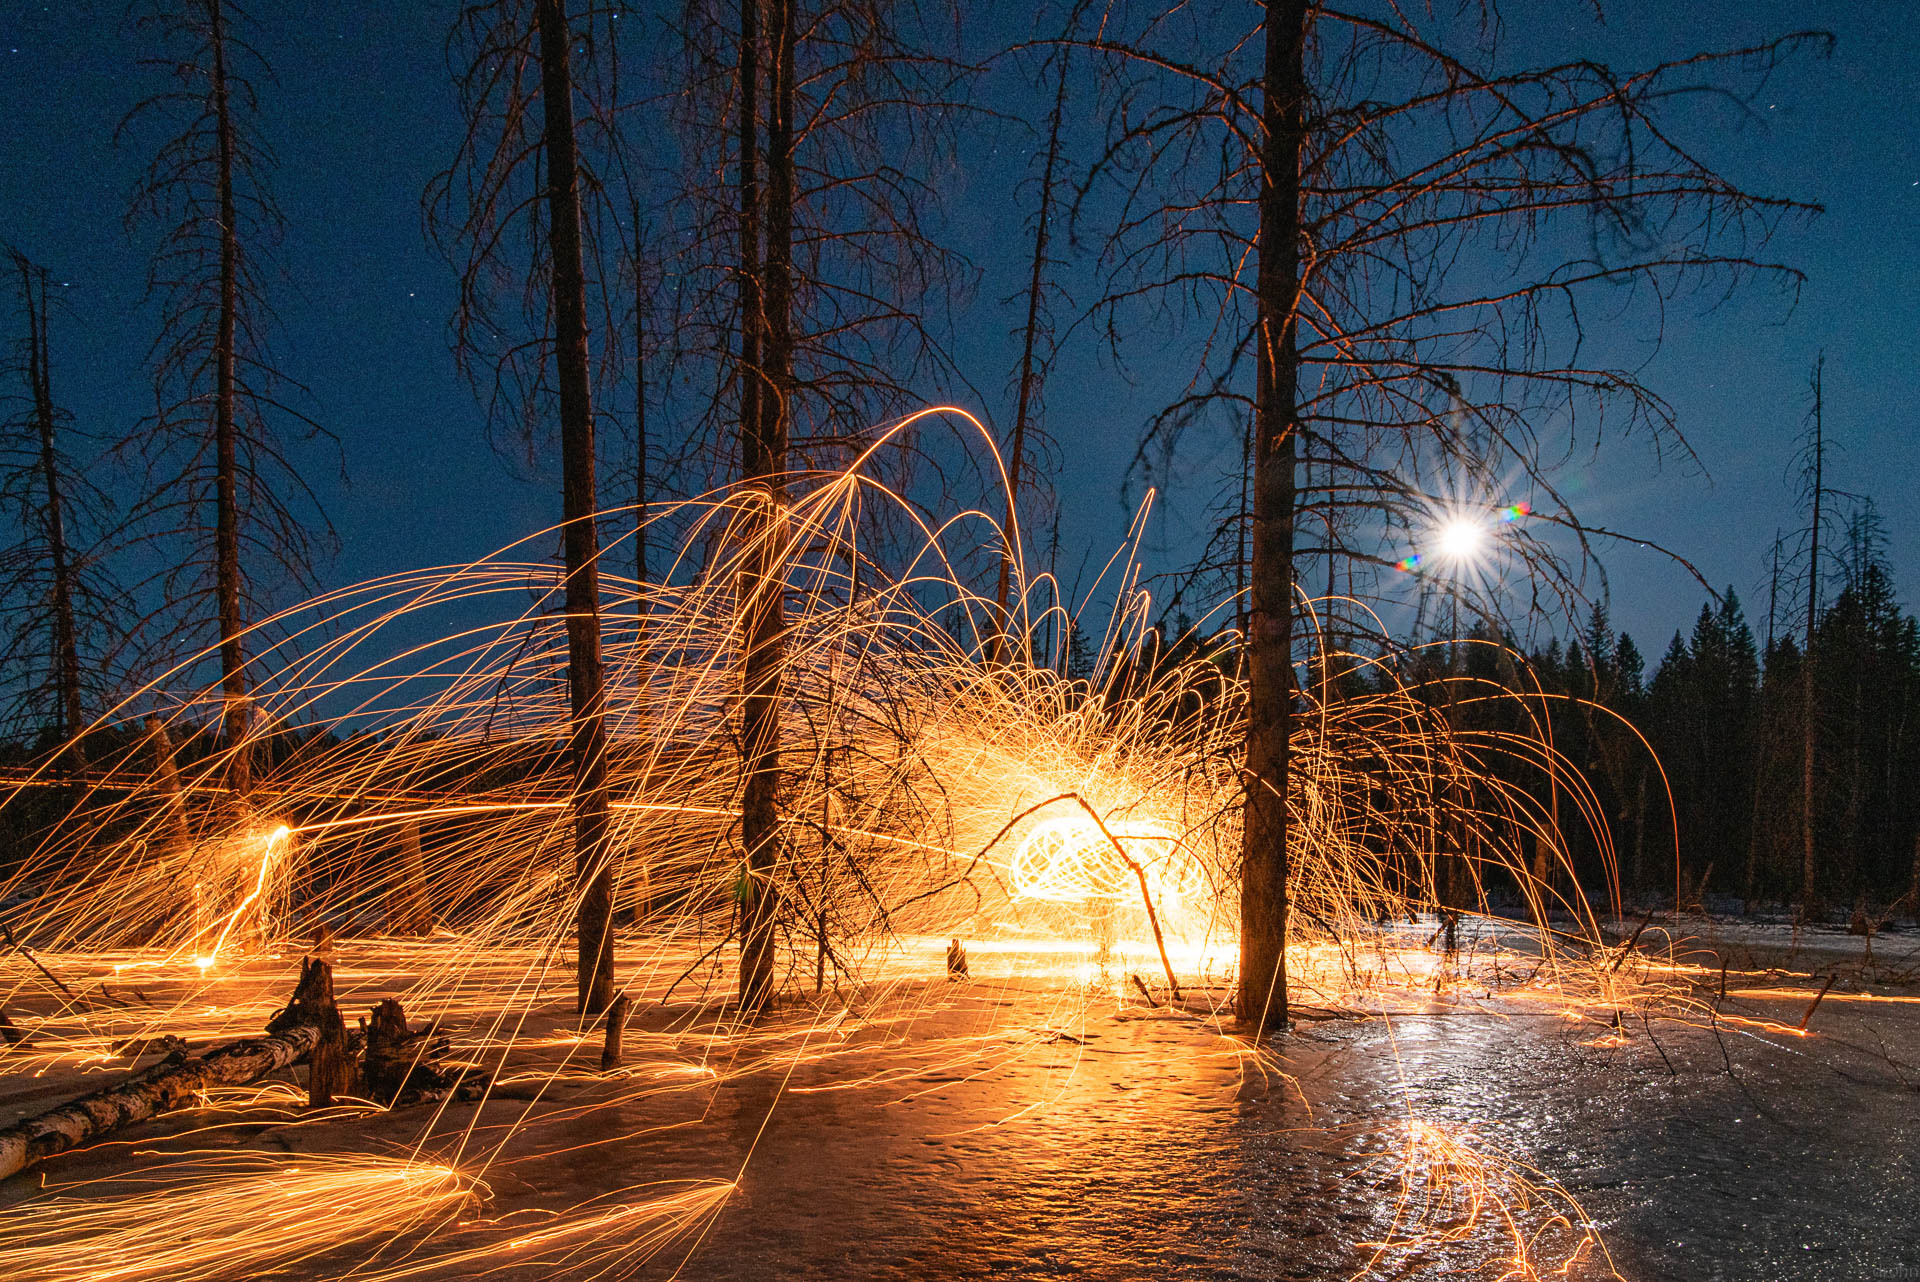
545, 975, 1920, 1281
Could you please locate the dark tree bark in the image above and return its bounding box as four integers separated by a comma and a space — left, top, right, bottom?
631, 196, 650, 606
991, 39, 1074, 666
1237, 0, 1306, 1036
385, 820, 432, 937
11, 252, 85, 770
599, 992, 631, 1071
143, 714, 193, 866
206, 0, 250, 798
1908, 830, 1919, 927
1800, 356, 1825, 920
533, 0, 616, 1016
737, 0, 794, 1016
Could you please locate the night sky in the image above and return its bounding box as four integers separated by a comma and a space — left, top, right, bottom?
1, 1, 1914, 660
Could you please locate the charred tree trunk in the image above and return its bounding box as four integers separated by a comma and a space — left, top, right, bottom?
385, 820, 433, 937
361, 996, 483, 1107
207, 0, 251, 799
599, 992, 630, 1071
737, 0, 793, 1016
1237, 0, 1306, 1035
1800, 356, 1824, 920
281, 955, 353, 1105
1908, 829, 1919, 927
144, 713, 192, 857
535, 0, 615, 1016
991, 45, 1072, 666
14, 255, 86, 771
631, 196, 650, 609
0, 958, 337, 1182
621, 201, 650, 931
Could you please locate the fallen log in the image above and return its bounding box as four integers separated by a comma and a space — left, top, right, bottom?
0, 958, 337, 1184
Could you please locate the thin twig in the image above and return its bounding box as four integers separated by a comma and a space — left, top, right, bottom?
1, 924, 83, 1007
1798, 974, 1836, 1031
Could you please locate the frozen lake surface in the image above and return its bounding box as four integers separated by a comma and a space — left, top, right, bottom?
3, 921, 1917, 1280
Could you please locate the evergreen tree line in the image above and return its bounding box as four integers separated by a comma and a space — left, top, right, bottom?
1471, 514, 1919, 921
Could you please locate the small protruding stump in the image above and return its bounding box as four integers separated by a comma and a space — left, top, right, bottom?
600, 994, 631, 1072
364, 998, 421, 1104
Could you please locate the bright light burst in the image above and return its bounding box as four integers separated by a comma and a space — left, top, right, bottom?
1396, 499, 1532, 574
1436, 518, 1486, 563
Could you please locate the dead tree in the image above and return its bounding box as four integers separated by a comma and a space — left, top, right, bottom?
599, 992, 630, 1071
118, 0, 338, 797
385, 820, 433, 937
362, 997, 483, 1107
734, 0, 790, 1015
143, 714, 195, 912
990, 19, 1078, 666
628, 196, 653, 610
646, 0, 980, 1012
1797, 356, 1829, 919
1072, 3, 1826, 1033
0, 249, 127, 769
427, 0, 629, 1015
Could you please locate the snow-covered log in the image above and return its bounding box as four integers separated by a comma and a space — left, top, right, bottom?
0, 959, 337, 1183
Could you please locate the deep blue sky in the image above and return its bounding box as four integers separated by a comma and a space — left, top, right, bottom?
0, 1, 1913, 663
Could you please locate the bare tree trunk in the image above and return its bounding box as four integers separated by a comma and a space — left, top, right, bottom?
625, 197, 650, 929
144, 715, 193, 900
207, 0, 251, 799
385, 821, 432, 937
737, 0, 794, 1016
991, 46, 1072, 666
14, 255, 86, 771
1800, 355, 1824, 920
535, 0, 614, 1016
631, 196, 650, 607
1238, 0, 1305, 1035
599, 992, 630, 1071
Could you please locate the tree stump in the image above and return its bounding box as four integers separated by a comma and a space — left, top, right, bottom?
276, 957, 354, 1106
363, 998, 420, 1103
362, 998, 479, 1107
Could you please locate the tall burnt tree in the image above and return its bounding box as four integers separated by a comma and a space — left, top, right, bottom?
1073, 2, 1822, 1032
119, 0, 336, 797
1795, 356, 1830, 918
0, 251, 127, 769
654, 0, 976, 1011
734, 0, 782, 1012
990, 19, 1080, 666
428, 0, 630, 1014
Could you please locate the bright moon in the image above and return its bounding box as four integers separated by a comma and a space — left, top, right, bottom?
1436, 519, 1484, 562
